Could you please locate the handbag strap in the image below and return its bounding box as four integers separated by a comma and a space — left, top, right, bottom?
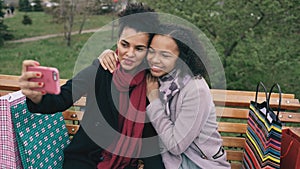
280, 140, 294, 158
267, 83, 282, 120
255, 81, 268, 107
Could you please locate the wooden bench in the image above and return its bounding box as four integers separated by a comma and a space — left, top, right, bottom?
1, 74, 300, 169
214, 94, 300, 168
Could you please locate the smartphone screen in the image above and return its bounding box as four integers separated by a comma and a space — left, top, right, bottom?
27, 66, 61, 95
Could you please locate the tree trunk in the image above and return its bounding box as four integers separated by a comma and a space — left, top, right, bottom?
63, 0, 77, 46
78, 0, 89, 34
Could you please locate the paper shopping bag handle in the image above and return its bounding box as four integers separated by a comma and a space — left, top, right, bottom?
255, 81, 268, 107
268, 83, 282, 120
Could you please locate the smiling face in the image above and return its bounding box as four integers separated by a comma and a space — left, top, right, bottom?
147, 35, 180, 77
117, 27, 149, 74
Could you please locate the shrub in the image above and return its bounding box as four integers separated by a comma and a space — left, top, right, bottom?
22, 15, 32, 25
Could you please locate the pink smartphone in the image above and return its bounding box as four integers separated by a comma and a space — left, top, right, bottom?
27, 66, 61, 95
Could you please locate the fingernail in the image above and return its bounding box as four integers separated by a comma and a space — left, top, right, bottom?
38, 82, 43, 86
36, 73, 41, 77
41, 91, 46, 95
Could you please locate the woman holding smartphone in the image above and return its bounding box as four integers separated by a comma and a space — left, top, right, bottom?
19, 3, 165, 169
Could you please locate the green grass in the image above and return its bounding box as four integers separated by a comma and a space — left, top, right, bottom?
1, 11, 116, 78
4, 11, 115, 39
0, 34, 88, 78
0, 29, 115, 79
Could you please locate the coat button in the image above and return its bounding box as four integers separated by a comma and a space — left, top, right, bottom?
201, 155, 207, 159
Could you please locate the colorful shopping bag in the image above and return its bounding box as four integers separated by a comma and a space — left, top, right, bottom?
1, 90, 70, 169
0, 91, 23, 169
280, 128, 300, 169
242, 82, 282, 169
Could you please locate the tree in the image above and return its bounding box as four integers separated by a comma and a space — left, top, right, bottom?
78, 0, 92, 34
60, 0, 78, 46
19, 0, 31, 11
0, 0, 6, 46
138, 0, 300, 97
46, 0, 87, 46
32, 0, 44, 11
0, 1, 4, 19
22, 14, 33, 25
0, 0, 13, 46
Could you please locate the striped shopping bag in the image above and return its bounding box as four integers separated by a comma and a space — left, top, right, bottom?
0, 91, 23, 169
242, 82, 282, 169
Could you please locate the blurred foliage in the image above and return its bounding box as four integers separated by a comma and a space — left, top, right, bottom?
31, 0, 44, 12
138, 0, 300, 98
0, 0, 14, 46
19, 0, 31, 11
22, 14, 32, 25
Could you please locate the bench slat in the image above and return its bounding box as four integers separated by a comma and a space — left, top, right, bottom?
0, 73, 290, 97
211, 89, 295, 99
222, 136, 245, 148
213, 94, 300, 110
217, 107, 300, 123
74, 96, 300, 111
218, 122, 248, 134
226, 149, 244, 161
278, 112, 300, 123
74, 97, 86, 107
1, 74, 298, 109
230, 162, 242, 169
0, 90, 13, 96
62, 110, 84, 121
66, 124, 80, 135
0, 74, 67, 91
216, 107, 249, 119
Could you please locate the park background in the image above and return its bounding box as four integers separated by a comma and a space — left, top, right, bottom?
0, 0, 299, 98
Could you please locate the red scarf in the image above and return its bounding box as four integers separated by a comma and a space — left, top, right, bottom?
97, 65, 147, 169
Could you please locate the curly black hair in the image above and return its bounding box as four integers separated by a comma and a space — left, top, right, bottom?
158, 23, 209, 78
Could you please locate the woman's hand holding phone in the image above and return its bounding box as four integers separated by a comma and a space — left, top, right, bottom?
19, 60, 61, 104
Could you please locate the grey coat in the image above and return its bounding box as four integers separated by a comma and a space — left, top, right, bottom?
146, 77, 231, 169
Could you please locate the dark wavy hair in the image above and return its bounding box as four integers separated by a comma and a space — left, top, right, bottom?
117, 3, 159, 39
158, 23, 209, 78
